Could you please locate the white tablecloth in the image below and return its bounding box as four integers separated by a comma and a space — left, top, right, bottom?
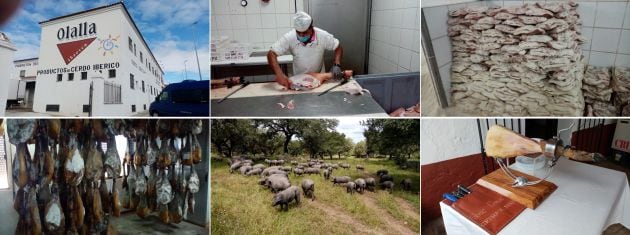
441, 157, 630, 235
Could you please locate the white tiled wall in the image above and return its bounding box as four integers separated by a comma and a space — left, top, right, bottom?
210, 0, 304, 51
577, 1, 630, 67
368, 0, 421, 74
421, 0, 478, 105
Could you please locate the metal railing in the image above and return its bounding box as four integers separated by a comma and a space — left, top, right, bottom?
574, 119, 608, 155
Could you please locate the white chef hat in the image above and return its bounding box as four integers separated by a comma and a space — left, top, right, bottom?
294, 11, 312, 32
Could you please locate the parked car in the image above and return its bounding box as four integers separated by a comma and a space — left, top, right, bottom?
149, 80, 209, 116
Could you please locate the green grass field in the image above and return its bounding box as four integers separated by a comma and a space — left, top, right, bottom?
211, 157, 420, 235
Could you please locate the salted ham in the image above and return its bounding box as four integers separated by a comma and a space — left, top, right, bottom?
27, 188, 42, 235
188, 168, 200, 194
13, 143, 29, 188
72, 186, 85, 231
104, 135, 122, 178
7, 119, 36, 145
64, 147, 84, 186
192, 135, 202, 164
112, 184, 121, 217
44, 184, 64, 232
85, 140, 103, 182
157, 139, 172, 169
157, 172, 173, 205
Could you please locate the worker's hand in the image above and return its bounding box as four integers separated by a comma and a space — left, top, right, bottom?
331, 64, 343, 80
275, 74, 291, 89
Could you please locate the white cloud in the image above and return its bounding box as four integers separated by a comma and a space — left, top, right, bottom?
336, 118, 368, 143
153, 39, 209, 80
136, 0, 208, 29
32, 0, 89, 16
4, 27, 41, 59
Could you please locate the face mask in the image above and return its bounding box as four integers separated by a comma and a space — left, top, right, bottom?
297, 34, 311, 43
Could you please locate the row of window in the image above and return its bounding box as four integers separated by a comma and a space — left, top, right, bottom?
56, 69, 116, 82
130, 104, 148, 113
128, 36, 162, 84
129, 73, 160, 96
46, 103, 149, 113
56, 72, 87, 81
54, 71, 160, 96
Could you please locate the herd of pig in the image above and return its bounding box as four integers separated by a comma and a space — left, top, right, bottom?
228, 158, 414, 211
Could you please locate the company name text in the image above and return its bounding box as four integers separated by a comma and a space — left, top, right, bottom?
37, 62, 120, 75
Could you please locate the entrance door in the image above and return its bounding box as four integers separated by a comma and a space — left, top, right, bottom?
26, 81, 35, 108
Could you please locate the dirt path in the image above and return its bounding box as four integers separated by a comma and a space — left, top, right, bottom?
307, 200, 383, 235
394, 197, 420, 222
360, 193, 417, 235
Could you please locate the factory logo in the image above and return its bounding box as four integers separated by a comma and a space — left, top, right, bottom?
98, 34, 119, 56
56, 22, 97, 64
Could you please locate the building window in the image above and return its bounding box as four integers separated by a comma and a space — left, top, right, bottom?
81, 72, 87, 80
104, 82, 122, 104
128, 37, 133, 51
68, 73, 74, 81
130, 74, 135, 89
140, 52, 143, 62
134, 44, 136, 56
57, 74, 62, 82
19, 70, 25, 77
131, 105, 136, 112
142, 81, 145, 93
108, 69, 116, 78
46, 105, 60, 112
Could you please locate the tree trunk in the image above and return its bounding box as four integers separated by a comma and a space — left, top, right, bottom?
282, 134, 293, 154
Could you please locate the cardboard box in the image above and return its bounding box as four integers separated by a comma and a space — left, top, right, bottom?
612, 120, 630, 153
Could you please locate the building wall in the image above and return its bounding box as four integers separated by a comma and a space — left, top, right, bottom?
13, 58, 38, 79
32, 5, 162, 116
0, 34, 17, 116
120, 8, 164, 114
421, 119, 481, 165
368, 0, 420, 74
576, 1, 630, 67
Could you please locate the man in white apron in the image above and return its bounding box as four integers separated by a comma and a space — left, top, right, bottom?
267, 11, 344, 88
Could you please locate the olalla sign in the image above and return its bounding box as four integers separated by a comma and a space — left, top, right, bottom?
56, 22, 97, 65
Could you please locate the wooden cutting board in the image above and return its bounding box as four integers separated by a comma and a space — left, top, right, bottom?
445, 184, 526, 235
476, 168, 557, 209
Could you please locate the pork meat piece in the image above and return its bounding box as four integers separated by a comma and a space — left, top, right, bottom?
513, 25, 545, 35
519, 16, 548, 24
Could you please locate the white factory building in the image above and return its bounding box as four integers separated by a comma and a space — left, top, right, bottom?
12, 58, 38, 108
33, 2, 164, 116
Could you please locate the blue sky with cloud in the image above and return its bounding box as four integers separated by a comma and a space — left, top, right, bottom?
336, 118, 367, 143
0, 0, 209, 84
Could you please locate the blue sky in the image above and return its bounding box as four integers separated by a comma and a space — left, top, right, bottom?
336, 118, 367, 143
0, 0, 209, 84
